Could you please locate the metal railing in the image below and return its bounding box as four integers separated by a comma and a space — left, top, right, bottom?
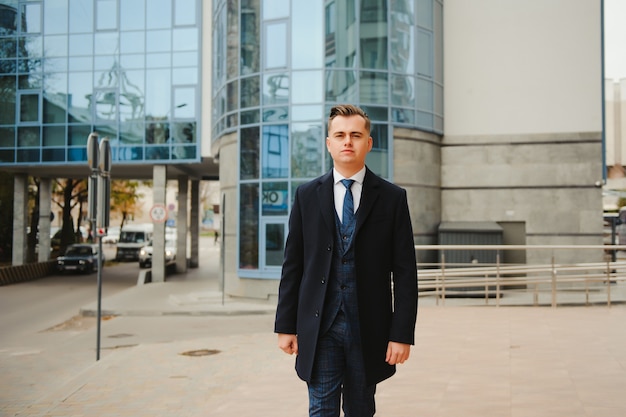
415, 245, 626, 307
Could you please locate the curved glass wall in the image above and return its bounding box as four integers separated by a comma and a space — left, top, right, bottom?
212, 0, 443, 278
0, 0, 201, 166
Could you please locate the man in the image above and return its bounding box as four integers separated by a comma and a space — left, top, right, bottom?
275, 104, 418, 416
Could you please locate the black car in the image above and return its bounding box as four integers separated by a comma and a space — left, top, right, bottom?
56, 244, 103, 274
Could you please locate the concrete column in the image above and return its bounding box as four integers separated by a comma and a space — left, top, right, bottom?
176, 175, 188, 273
12, 174, 28, 265
38, 178, 52, 262
152, 165, 167, 282
189, 180, 200, 268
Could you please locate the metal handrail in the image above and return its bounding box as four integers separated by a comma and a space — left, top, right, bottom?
414, 244, 626, 307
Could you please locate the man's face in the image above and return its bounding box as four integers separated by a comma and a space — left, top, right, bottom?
326, 115, 373, 175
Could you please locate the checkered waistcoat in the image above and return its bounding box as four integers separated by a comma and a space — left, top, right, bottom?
319, 211, 361, 338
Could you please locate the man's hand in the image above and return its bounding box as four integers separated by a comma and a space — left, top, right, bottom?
278, 333, 298, 355
385, 341, 411, 365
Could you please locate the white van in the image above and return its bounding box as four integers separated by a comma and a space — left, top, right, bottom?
115, 224, 154, 261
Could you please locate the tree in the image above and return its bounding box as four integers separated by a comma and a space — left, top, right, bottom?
110, 180, 145, 229
52, 178, 88, 254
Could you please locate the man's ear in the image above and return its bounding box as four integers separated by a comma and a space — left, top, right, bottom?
368, 136, 373, 151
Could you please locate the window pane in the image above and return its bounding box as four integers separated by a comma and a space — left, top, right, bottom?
240, 126, 260, 180
44, 0, 68, 35
175, 0, 196, 26
264, 22, 287, 69
292, 1, 322, 69
241, 0, 260, 75
0, 127, 15, 147
17, 126, 40, 147
147, 30, 171, 53
173, 28, 198, 52
417, 0, 433, 29
263, 72, 288, 105
291, 71, 322, 104
390, 0, 415, 73
263, 0, 289, 19
366, 124, 388, 177
173, 67, 198, 85
417, 29, 432, 77
325, 70, 358, 102
121, 0, 146, 31
42, 148, 65, 162
416, 77, 433, 111
262, 106, 288, 122
360, 0, 387, 69
360, 71, 388, 104
17, 148, 40, 162
67, 73, 92, 123
69, 34, 94, 56
20, 93, 39, 122
43, 74, 68, 123
0, 77, 16, 123
240, 183, 259, 269
171, 121, 195, 144
240, 76, 260, 108
94, 89, 118, 122
44, 35, 68, 57
146, 122, 170, 145
145, 69, 171, 119
262, 182, 288, 215
119, 32, 144, 55
22, 3, 42, 34
391, 74, 414, 107
147, 0, 172, 29
291, 123, 322, 178
70, 0, 93, 32
173, 88, 195, 118
96, 0, 118, 31
291, 105, 323, 121
264, 223, 285, 266
120, 121, 143, 144
94, 32, 118, 55
68, 125, 92, 146
43, 126, 65, 146
262, 124, 288, 178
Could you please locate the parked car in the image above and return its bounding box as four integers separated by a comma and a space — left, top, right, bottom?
56, 244, 104, 274
138, 239, 176, 268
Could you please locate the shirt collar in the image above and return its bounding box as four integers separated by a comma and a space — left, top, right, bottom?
333, 166, 366, 185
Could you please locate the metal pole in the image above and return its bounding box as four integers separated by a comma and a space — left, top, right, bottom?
96, 235, 103, 360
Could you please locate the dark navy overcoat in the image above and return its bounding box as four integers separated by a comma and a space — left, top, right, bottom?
274, 168, 418, 386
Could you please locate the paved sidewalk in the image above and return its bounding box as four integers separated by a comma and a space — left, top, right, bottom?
3, 245, 626, 416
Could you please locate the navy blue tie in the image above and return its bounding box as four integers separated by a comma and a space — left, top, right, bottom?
341, 179, 355, 225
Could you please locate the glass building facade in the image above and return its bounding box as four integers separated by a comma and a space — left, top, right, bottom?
0, 0, 201, 166
212, 0, 443, 278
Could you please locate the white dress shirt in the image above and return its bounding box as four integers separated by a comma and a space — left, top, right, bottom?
333, 167, 366, 223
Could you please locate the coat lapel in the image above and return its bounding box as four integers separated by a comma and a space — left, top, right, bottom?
355, 168, 380, 237
317, 171, 335, 236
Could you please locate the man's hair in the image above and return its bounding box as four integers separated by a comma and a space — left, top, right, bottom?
328, 104, 371, 134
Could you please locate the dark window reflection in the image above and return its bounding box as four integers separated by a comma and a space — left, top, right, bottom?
262, 182, 288, 216
264, 223, 285, 266
241, 76, 260, 108
241, 0, 260, 75
240, 126, 259, 180
239, 183, 259, 269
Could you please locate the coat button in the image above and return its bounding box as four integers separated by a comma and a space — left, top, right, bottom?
321, 277, 325, 284
327, 245, 332, 251
315, 310, 319, 317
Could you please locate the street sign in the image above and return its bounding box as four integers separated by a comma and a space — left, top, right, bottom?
150, 204, 168, 223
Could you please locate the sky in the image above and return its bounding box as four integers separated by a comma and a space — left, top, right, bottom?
604, 0, 626, 81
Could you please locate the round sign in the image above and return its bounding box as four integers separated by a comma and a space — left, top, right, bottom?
150, 204, 168, 223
